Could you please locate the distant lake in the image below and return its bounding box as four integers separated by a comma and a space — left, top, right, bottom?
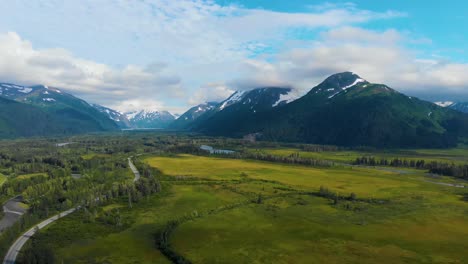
56, 142, 74, 147
200, 145, 235, 154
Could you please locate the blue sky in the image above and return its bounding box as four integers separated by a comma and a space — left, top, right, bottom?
229, 0, 468, 62
0, 0, 466, 112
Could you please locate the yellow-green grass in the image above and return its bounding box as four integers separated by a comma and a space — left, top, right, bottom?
18, 202, 29, 210
253, 147, 468, 165
172, 195, 468, 263
145, 154, 468, 263
15, 172, 47, 180
145, 154, 425, 199
34, 154, 468, 263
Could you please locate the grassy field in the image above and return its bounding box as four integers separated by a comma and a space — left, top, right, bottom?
250, 146, 468, 165
29, 153, 468, 263
15, 172, 47, 180
29, 184, 246, 263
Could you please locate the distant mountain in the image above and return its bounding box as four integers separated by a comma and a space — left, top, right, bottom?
169, 102, 218, 129
435, 101, 468, 114
92, 104, 131, 128
124, 110, 175, 129
186, 87, 296, 132
0, 83, 119, 137
188, 72, 468, 148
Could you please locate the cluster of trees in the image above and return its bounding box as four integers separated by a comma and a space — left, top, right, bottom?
232, 152, 334, 167
19, 242, 55, 264
317, 186, 357, 205
354, 156, 428, 169
300, 144, 340, 152
354, 156, 468, 180
0, 134, 173, 262
427, 164, 468, 180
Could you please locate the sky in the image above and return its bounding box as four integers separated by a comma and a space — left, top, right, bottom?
0, 0, 467, 113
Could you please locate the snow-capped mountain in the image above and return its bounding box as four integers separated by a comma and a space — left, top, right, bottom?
124, 109, 176, 129
214, 87, 294, 113
435, 101, 468, 113
0, 83, 35, 97
173, 87, 296, 130
307, 71, 369, 99
91, 104, 179, 129
92, 104, 132, 128
169, 102, 218, 129
0, 82, 118, 137
184, 72, 468, 148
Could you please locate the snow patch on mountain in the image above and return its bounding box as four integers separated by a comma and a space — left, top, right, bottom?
0, 83, 33, 94
219, 91, 246, 110
328, 78, 366, 99
125, 111, 140, 120
273, 90, 301, 107
342, 78, 366, 90
18, 87, 32, 93
435, 101, 454, 107
42, 98, 56, 102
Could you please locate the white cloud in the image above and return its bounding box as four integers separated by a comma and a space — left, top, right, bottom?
189, 83, 234, 105
0, 0, 407, 112
224, 27, 468, 101
0, 32, 182, 111
1, 0, 466, 113
0, 0, 402, 66
111, 99, 165, 113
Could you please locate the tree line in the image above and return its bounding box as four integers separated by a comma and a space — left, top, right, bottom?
354, 156, 468, 180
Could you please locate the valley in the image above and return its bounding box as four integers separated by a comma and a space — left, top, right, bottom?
2, 72, 468, 148
2, 2, 468, 263
0, 133, 466, 263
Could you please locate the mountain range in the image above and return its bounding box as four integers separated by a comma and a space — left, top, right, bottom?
175, 72, 468, 148
0, 83, 176, 137
92, 106, 177, 129
1, 72, 468, 147
123, 110, 176, 129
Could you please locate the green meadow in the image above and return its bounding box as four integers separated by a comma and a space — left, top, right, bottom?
28, 153, 468, 263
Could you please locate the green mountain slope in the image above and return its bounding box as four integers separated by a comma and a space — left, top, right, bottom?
0, 97, 64, 138
0, 83, 119, 138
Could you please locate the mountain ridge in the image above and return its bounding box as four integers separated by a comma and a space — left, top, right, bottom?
185, 72, 468, 148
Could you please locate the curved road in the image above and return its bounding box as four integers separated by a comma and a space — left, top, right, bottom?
3, 157, 141, 264
2, 207, 78, 264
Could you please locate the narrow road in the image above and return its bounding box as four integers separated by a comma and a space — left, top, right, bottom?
128, 157, 141, 182
2, 207, 78, 264
3, 156, 141, 264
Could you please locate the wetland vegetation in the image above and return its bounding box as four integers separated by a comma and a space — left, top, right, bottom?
0, 133, 466, 263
